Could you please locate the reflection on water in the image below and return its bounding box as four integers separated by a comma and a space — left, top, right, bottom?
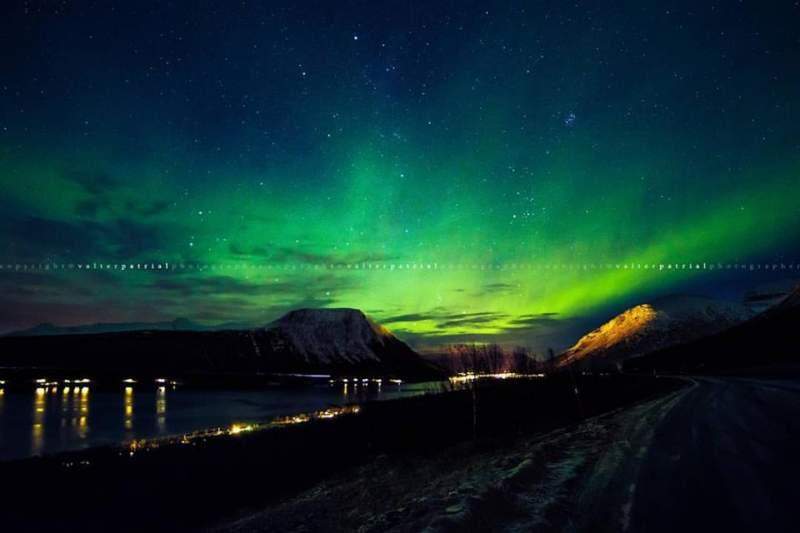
0, 380, 445, 461
124, 386, 134, 431
32, 387, 46, 456
78, 387, 90, 439
32, 386, 94, 455
156, 386, 166, 432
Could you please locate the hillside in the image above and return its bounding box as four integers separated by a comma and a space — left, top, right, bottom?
625, 286, 800, 373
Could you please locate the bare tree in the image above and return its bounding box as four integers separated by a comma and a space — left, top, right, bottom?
546, 347, 557, 373
512, 346, 533, 374
485, 343, 505, 374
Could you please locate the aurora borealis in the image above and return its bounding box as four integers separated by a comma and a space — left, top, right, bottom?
1, 1, 799, 351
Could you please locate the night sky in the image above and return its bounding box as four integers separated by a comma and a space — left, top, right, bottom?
1, 1, 799, 351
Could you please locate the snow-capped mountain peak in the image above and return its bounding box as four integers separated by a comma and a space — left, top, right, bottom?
558, 295, 752, 369
263, 308, 402, 365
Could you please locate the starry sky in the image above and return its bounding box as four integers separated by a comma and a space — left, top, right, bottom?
1, 1, 799, 351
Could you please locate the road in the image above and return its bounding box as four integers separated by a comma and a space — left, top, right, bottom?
568, 376, 800, 532
625, 376, 800, 533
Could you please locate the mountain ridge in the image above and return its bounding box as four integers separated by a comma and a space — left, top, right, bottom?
557, 295, 753, 369
3, 317, 254, 337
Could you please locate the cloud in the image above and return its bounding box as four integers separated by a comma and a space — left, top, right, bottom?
75, 198, 104, 217
506, 312, 562, 327
176, 295, 340, 325
149, 276, 267, 297
0, 270, 148, 333
148, 272, 350, 298
380, 312, 435, 324
481, 282, 515, 292
380, 310, 509, 330
138, 271, 353, 325
0, 271, 117, 304
67, 169, 119, 196
228, 242, 397, 265
0, 214, 167, 260
435, 312, 508, 329
66, 169, 119, 218
64, 168, 169, 219
124, 199, 171, 217
462, 282, 525, 299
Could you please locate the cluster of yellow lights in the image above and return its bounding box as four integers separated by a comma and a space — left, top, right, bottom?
35, 378, 91, 386
34, 385, 90, 396
123, 377, 176, 386
329, 377, 403, 385
124, 405, 362, 457
448, 372, 546, 383
273, 405, 361, 425
18, 378, 93, 398
58, 386, 89, 395
229, 423, 255, 435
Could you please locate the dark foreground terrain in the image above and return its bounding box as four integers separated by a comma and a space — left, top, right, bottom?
214, 375, 800, 533
4, 373, 796, 532
0, 374, 679, 532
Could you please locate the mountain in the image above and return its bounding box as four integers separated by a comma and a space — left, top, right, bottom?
743, 279, 800, 313
558, 296, 752, 370
625, 285, 800, 373
771, 283, 800, 311
0, 308, 443, 381
3, 318, 250, 336
262, 308, 409, 365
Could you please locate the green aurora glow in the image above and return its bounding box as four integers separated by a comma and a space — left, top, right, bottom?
1, 1, 799, 349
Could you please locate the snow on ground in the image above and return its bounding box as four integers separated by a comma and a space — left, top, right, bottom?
211, 386, 688, 533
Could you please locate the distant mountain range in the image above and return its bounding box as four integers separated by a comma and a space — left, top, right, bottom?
0, 308, 443, 381
557, 295, 753, 370
3, 318, 253, 337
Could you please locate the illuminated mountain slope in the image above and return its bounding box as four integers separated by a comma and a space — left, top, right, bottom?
558, 296, 751, 369
626, 285, 800, 373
